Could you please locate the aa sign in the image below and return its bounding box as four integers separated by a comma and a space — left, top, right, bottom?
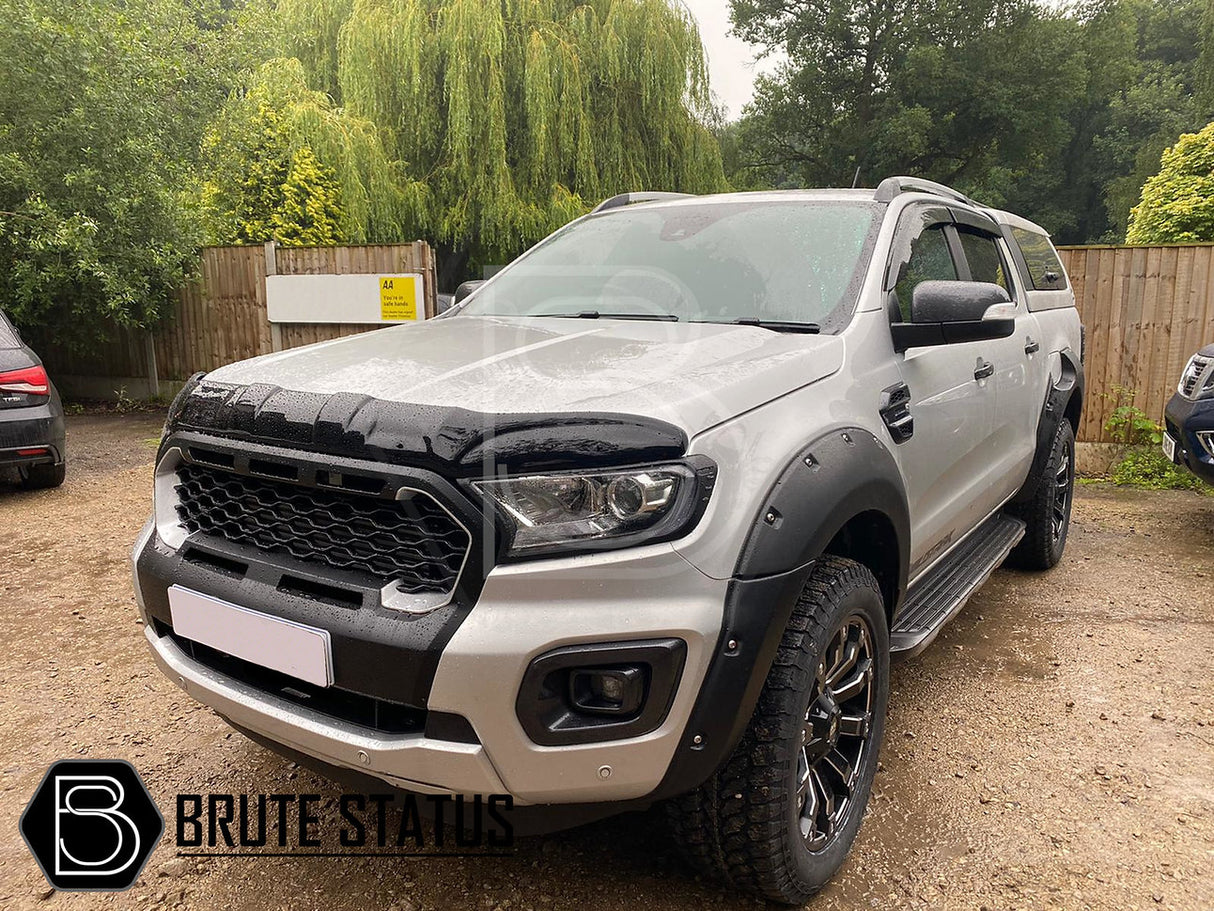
266, 272, 426, 324
379, 275, 420, 321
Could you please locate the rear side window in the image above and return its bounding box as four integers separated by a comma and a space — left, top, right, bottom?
894, 226, 957, 320
0, 312, 19, 349
1011, 227, 1066, 290
956, 230, 1010, 294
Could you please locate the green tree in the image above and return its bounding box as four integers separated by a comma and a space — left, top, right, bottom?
727, 0, 1211, 243
0, 0, 271, 341
1079, 0, 1209, 241
201, 102, 348, 247
727, 0, 1081, 202
1126, 121, 1214, 243
248, 0, 727, 279
201, 58, 418, 246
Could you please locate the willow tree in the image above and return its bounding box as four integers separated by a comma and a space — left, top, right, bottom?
271, 0, 727, 276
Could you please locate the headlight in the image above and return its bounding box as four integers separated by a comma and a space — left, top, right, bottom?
1179, 353, 1214, 399
472, 459, 715, 557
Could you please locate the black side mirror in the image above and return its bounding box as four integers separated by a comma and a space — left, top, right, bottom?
453, 280, 485, 306
891, 281, 1015, 351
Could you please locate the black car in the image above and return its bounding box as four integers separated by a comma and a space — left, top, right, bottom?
0, 310, 65, 489
1164, 343, 1214, 486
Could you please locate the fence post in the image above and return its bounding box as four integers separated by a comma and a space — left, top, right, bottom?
265, 240, 283, 353
144, 332, 159, 400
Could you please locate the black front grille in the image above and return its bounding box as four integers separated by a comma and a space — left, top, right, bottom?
174, 463, 469, 595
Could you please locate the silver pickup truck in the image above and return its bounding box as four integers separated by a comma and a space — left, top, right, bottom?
133, 177, 1083, 903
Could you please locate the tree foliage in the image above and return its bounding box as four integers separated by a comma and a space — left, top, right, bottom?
1126, 121, 1214, 243
202, 103, 348, 246
1053, 0, 1211, 242
0, 0, 271, 340
728, 0, 1212, 243
220, 0, 728, 270
200, 59, 404, 245
728, 0, 1080, 197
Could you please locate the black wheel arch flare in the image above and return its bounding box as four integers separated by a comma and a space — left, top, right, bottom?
1012, 347, 1084, 507
652, 427, 909, 800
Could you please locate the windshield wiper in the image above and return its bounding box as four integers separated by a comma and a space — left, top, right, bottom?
536, 310, 681, 322
696, 318, 822, 334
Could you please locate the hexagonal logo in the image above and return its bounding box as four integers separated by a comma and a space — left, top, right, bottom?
19, 759, 164, 891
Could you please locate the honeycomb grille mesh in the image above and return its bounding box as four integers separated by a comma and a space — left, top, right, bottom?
174, 463, 469, 594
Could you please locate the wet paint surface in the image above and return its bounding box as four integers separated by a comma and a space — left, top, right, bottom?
204, 316, 846, 434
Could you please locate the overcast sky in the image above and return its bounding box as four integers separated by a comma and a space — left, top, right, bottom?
682, 0, 770, 120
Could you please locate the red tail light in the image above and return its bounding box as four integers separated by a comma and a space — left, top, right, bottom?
0, 365, 49, 395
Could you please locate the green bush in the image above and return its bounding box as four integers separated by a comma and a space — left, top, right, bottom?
1108, 447, 1209, 491
1102, 387, 1210, 491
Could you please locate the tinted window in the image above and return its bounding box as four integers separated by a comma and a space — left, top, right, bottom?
957, 230, 1009, 292
1011, 227, 1066, 290
0, 312, 20, 349
895, 226, 957, 320
457, 202, 880, 329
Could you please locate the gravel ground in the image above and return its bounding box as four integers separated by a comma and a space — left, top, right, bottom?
1, 414, 1212, 911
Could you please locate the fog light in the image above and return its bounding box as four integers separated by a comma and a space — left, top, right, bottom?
1198, 431, 1214, 458
569, 666, 646, 716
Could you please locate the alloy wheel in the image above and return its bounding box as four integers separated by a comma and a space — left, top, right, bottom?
1052, 445, 1072, 542
796, 615, 876, 851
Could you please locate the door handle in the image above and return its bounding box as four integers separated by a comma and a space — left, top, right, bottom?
1025, 336, 1040, 355
974, 358, 994, 381
879, 382, 914, 443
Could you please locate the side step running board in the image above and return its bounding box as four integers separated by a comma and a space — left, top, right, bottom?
890, 514, 1026, 657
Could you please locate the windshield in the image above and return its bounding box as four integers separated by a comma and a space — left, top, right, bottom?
456, 201, 880, 330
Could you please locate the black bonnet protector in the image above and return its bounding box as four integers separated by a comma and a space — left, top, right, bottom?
167, 374, 689, 475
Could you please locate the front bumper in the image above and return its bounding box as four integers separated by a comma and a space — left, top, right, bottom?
133, 521, 727, 805
0, 396, 65, 468
1164, 393, 1214, 485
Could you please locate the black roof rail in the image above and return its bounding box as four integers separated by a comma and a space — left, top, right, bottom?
874, 176, 976, 206
591, 191, 695, 214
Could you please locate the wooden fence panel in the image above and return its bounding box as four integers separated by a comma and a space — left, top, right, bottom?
31, 241, 436, 399
1058, 244, 1214, 443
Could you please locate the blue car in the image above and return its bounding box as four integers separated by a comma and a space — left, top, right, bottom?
0, 309, 66, 489
1164, 343, 1214, 486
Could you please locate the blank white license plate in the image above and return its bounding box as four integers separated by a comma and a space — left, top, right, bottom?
168, 586, 333, 687
1163, 433, 1178, 463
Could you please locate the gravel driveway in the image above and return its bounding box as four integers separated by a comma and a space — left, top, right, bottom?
1, 414, 1212, 910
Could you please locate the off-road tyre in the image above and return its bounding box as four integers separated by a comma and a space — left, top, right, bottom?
20, 462, 65, 490
1006, 419, 1074, 570
666, 556, 889, 904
